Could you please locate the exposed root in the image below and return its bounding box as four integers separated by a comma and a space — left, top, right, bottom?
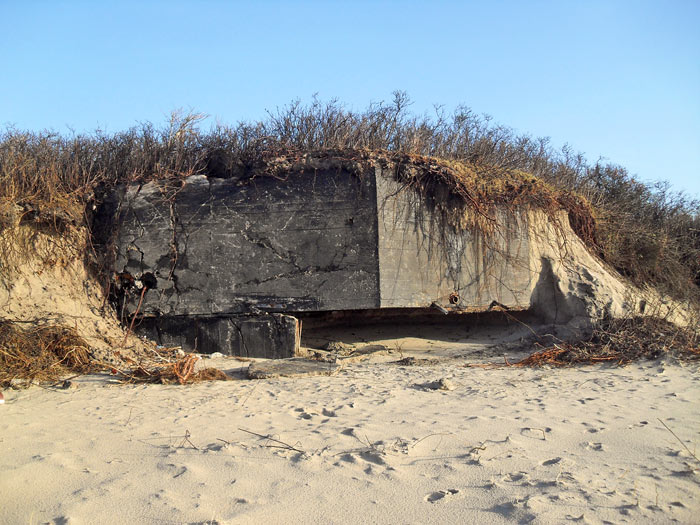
0, 320, 228, 388
114, 353, 229, 385
0, 321, 93, 388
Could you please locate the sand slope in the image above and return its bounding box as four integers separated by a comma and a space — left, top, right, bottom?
1, 355, 698, 524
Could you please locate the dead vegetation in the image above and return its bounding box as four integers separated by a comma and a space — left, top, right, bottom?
515, 317, 700, 367
0, 321, 93, 388
118, 353, 229, 385
0, 320, 228, 388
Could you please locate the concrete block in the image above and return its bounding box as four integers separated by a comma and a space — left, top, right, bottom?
137, 313, 300, 358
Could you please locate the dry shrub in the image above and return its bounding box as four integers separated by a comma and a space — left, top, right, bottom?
0, 321, 93, 388
193, 367, 230, 381
585, 168, 700, 298
516, 317, 700, 367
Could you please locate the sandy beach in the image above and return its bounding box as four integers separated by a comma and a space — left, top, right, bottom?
1, 326, 698, 524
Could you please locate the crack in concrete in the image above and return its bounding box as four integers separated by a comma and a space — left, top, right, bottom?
230, 318, 250, 357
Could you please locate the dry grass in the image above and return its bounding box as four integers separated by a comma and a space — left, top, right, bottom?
515, 317, 700, 367
380, 151, 597, 245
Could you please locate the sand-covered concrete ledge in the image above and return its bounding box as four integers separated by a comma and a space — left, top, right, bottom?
247, 358, 341, 379
1, 357, 698, 524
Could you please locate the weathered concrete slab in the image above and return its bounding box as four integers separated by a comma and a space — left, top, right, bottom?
101, 165, 539, 321
107, 169, 380, 317
98, 166, 540, 355
304, 343, 390, 363
247, 358, 341, 379
375, 166, 532, 310
138, 313, 300, 358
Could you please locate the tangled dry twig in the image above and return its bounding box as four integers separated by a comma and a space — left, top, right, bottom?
116, 353, 229, 385
0, 321, 93, 388
515, 317, 699, 367
0, 320, 228, 388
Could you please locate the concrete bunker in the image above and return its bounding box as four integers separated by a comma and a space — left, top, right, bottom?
94, 153, 640, 358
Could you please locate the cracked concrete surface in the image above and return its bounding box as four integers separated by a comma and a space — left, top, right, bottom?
109, 170, 379, 318
95, 165, 683, 357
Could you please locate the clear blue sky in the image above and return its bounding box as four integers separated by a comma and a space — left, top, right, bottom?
2, 1, 699, 197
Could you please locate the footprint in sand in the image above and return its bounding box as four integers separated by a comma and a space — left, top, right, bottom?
337, 449, 388, 467
503, 471, 529, 483
627, 420, 649, 429
586, 442, 604, 451
580, 421, 605, 433
488, 501, 536, 523
157, 462, 188, 478
292, 407, 315, 420
359, 450, 387, 466
337, 453, 358, 464
426, 489, 459, 503
564, 513, 588, 521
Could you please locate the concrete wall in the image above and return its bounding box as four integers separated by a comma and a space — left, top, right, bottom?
136, 313, 300, 359
101, 165, 546, 355
375, 167, 534, 310
112, 169, 380, 317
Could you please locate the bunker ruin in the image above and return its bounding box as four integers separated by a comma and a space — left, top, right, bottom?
95, 153, 639, 358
